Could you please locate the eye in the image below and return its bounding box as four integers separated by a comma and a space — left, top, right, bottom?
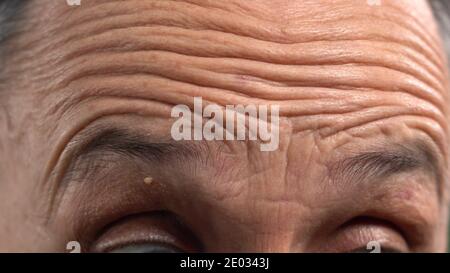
108, 243, 182, 253
321, 216, 409, 253
89, 212, 202, 253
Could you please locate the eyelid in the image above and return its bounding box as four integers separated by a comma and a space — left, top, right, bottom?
108, 242, 183, 253
94, 233, 180, 253
315, 216, 410, 253
89, 212, 202, 253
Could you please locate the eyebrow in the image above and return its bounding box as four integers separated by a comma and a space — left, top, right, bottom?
61, 127, 208, 184
62, 128, 444, 199
79, 128, 203, 163
328, 140, 443, 197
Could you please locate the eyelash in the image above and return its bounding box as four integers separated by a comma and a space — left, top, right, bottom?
87, 214, 408, 253
334, 216, 409, 253
88, 211, 203, 253
103, 241, 184, 253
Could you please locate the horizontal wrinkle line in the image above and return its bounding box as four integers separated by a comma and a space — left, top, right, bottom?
59, 42, 444, 90
56, 70, 393, 102
366, 5, 443, 59
58, 0, 250, 32
319, 114, 448, 167
60, 73, 254, 102
67, 86, 436, 112
66, 91, 398, 115
215, 71, 445, 112
60, 76, 447, 129
57, 23, 443, 80
49, 0, 445, 70
59, 62, 445, 114
380, 4, 444, 59
281, 103, 438, 117
50, 94, 177, 125
61, 49, 440, 93
319, 113, 447, 140
285, 106, 446, 127
381, 46, 443, 84
57, 1, 145, 30
59, 0, 431, 43
61, 74, 423, 104
61, 74, 446, 119
336, 12, 443, 63
54, 18, 443, 70
58, 3, 442, 61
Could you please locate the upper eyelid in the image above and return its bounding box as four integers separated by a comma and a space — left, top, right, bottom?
90, 211, 202, 253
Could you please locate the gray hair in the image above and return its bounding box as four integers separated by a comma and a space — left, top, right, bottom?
430, 0, 450, 66
0, 0, 25, 44
0, 0, 26, 70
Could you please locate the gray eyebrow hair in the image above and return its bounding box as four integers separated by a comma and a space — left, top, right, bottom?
328, 139, 443, 198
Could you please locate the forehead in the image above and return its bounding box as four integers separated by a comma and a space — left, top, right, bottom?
10, 0, 450, 157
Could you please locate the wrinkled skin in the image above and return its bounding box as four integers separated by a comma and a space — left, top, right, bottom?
0, 0, 449, 252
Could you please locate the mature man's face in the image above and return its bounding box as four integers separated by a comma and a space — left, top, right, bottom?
0, 0, 448, 252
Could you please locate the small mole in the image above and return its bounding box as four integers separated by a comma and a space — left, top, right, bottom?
143, 177, 153, 185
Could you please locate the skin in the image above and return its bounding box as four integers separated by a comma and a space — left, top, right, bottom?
0, 0, 449, 252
